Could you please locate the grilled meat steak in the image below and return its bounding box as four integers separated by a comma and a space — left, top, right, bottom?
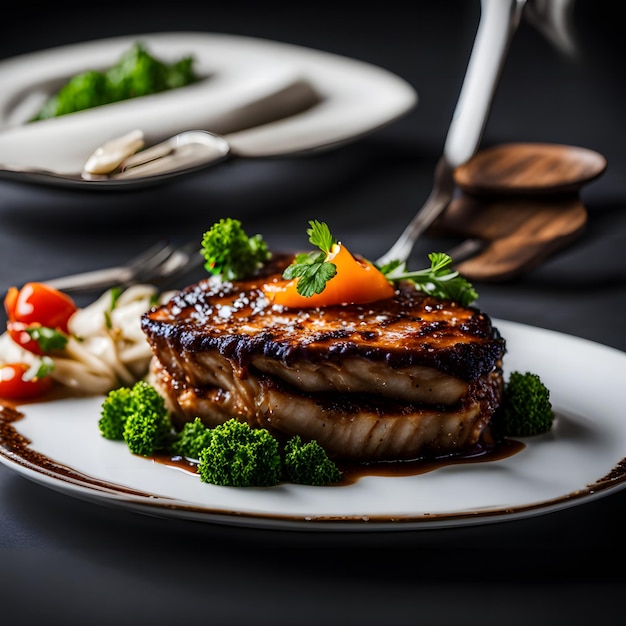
141, 253, 506, 462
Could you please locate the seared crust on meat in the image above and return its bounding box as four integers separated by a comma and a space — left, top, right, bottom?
143, 254, 504, 379
141, 253, 506, 462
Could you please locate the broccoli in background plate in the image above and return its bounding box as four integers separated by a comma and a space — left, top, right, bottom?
31, 42, 197, 122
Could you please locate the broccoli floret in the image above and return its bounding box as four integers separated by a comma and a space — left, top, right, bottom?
201, 218, 270, 281
500, 371, 554, 437
197, 419, 282, 487
32, 70, 111, 121
106, 42, 195, 99
99, 383, 345, 488
283, 435, 342, 486
171, 417, 214, 460
30, 43, 197, 122
120, 381, 173, 456
98, 386, 134, 440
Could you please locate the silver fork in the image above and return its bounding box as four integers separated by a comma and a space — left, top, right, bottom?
45, 240, 203, 293
376, 0, 527, 267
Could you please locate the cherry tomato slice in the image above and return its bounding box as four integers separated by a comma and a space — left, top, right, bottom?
6, 321, 44, 356
6, 282, 77, 332
4, 286, 18, 320
0, 362, 53, 400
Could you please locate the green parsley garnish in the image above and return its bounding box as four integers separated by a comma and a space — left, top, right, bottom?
24, 326, 69, 352
378, 252, 478, 306
282, 220, 338, 297
23, 357, 55, 381
104, 287, 123, 330
282, 221, 477, 305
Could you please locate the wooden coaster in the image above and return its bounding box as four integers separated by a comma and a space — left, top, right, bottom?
453, 142, 607, 196
428, 143, 606, 281
433, 193, 588, 281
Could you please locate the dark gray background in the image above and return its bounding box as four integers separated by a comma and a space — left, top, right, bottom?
1, 2, 625, 625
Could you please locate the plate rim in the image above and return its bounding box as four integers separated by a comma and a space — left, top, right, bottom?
1, 318, 626, 532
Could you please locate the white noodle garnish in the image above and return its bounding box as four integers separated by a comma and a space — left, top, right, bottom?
0, 284, 175, 396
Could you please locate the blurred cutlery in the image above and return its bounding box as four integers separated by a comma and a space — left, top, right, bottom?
0, 75, 321, 188
44, 240, 203, 293
0, 129, 232, 187
377, 0, 527, 267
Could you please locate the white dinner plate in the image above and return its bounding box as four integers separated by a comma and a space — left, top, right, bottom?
1, 319, 626, 532
0, 32, 417, 187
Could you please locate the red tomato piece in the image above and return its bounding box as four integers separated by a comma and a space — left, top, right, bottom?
4, 286, 18, 320
0, 362, 53, 400
6, 282, 77, 332
6, 321, 44, 356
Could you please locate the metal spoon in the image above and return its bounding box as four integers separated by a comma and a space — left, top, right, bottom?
0, 129, 231, 189
0, 74, 325, 189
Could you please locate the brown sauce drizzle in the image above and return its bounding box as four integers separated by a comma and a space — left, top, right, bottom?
2, 401, 521, 489
5, 400, 626, 525
334, 439, 525, 485
0, 403, 168, 498
153, 438, 526, 486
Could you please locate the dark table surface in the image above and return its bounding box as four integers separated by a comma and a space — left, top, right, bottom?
1, 2, 625, 625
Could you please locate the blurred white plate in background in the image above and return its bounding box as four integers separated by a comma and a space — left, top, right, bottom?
0, 32, 417, 188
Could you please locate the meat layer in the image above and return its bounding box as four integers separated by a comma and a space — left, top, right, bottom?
149, 357, 503, 461
141, 254, 506, 461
